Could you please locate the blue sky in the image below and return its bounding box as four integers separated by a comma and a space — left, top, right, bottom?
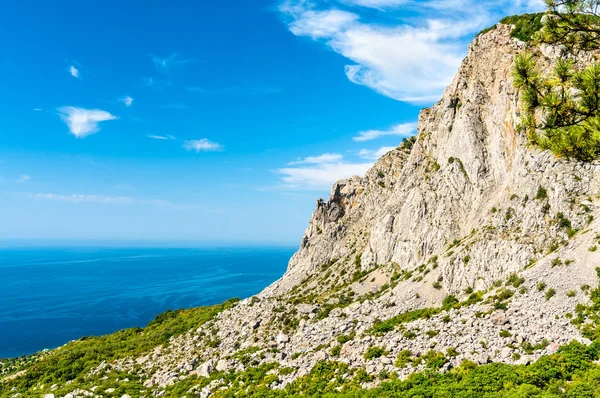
0, 0, 544, 244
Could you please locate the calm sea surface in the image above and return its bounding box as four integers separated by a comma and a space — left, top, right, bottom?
0, 246, 293, 358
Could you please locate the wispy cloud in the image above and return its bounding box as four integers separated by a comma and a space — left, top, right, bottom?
288, 153, 343, 165
21, 192, 166, 206
187, 85, 282, 96
276, 152, 372, 190
279, 0, 546, 103
69, 65, 80, 79
118, 96, 133, 107
57, 107, 118, 138
33, 108, 43, 112
183, 139, 223, 152
147, 134, 176, 140
17, 175, 31, 183
142, 77, 172, 90
152, 52, 197, 73
358, 146, 396, 160
353, 122, 416, 142
7, 191, 216, 211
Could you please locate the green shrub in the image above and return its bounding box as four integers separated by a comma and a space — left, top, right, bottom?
500, 13, 544, 42
395, 350, 413, 368
535, 186, 548, 200
426, 330, 440, 338
506, 273, 525, 288
364, 346, 387, 360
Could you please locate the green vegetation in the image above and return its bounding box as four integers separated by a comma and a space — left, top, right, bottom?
506, 272, 525, 288
478, 13, 544, 41
399, 136, 416, 152
500, 329, 512, 338
394, 350, 413, 368
508, 2, 600, 161
369, 294, 481, 335
501, 13, 544, 42
542, 0, 600, 52
364, 346, 387, 360
513, 47, 600, 161
159, 341, 600, 397
535, 186, 548, 200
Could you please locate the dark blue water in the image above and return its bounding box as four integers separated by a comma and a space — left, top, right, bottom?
0, 246, 293, 358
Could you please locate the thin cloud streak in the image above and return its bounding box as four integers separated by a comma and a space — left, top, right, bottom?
11, 191, 210, 211
152, 52, 197, 73
147, 134, 176, 140
288, 153, 343, 165
358, 146, 396, 160
353, 122, 417, 141
183, 139, 223, 152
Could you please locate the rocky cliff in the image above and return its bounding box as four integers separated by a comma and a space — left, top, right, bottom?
127, 22, 600, 394
5, 18, 600, 398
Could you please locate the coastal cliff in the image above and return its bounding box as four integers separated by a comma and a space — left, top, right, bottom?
3, 16, 600, 398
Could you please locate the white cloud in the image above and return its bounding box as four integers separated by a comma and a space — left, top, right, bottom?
358, 146, 396, 159
148, 134, 176, 140
276, 153, 372, 190
119, 96, 133, 107
33, 108, 43, 112
17, 175, 31, 183
279, 0, 546, 102
57, 107, 118, 138
353, 122, 417, 141
289, 153, 343, 165
183, 139, 223, 152
277, 161, 372, 190
69, 65, 80, 78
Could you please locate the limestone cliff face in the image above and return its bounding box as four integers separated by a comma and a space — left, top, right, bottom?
266, 24, 600, 300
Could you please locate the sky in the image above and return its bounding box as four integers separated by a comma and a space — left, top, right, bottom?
0, 0, 545, 245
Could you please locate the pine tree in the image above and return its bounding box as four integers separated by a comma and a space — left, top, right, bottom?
512, 1, 600, 161
541, 1, 600, 52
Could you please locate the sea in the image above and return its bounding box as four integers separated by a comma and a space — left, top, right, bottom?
0, 246, 294, 359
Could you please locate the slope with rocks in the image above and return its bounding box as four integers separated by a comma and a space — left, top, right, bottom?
3, 17, 600, 398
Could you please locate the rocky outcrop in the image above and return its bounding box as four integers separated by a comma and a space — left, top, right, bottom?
266, 24, 600, 301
